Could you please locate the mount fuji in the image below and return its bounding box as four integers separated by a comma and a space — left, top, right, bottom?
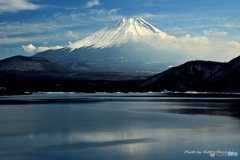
69, 18, 165, 50
33, 18, 180, 75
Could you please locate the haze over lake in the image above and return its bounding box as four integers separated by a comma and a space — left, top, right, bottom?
0, 93, 239, 160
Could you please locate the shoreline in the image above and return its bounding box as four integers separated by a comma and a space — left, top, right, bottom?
2, 91, 240, 97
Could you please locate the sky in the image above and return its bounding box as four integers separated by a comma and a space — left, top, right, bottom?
1, 0, 240, 62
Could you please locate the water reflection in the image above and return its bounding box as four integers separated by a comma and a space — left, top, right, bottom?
38, 138, 154, 151
0, 93, 240, 160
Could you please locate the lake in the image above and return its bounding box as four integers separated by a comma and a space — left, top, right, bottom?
0, 93, 240, 160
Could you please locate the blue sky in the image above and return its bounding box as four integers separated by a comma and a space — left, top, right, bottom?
1, 0, 240, 61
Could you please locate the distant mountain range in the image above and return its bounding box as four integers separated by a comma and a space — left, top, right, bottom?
1, 54, 240, 94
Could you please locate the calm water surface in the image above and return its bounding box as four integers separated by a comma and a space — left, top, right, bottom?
0, 93, 240, 160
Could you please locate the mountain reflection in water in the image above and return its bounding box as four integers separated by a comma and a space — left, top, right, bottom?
0, 93, 240, 160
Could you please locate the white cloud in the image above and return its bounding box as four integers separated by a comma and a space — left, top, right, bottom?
108, 8, 120, 15
22, 44, 63, 53
37, 46, 63, 52
0, 0, 43, 13
0, 30, 91, 45
85, 0, 100, 8
0, 22, 60, 37
0, 7, 122, 44
0, 8, 121, 38
136, 13, 179, 19
223, 23, 240, 28
214, 31, 227, 36
88, 8, 121, 18
22, 44, 36, 52
65, 30, 92, 41
66, 31, 79, 39
204, 30, 212, 35
204, 30, 227, 36
137, 33, 240, 62
164, 26, 189, 35
17, 30, 240, 62
0, 35, 56, 44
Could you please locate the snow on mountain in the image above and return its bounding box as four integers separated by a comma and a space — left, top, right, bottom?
68, 17, 167, 50
33, 17, 175, 74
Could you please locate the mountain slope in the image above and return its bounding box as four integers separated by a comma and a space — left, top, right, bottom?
69, 17, 165, 50
205, 55, 240, 91
141, 60, 225, 91
33, 18, 176, 74
0, 56, 70, 73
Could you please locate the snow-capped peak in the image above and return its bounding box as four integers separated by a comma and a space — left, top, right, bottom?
68, 17, 165, 50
